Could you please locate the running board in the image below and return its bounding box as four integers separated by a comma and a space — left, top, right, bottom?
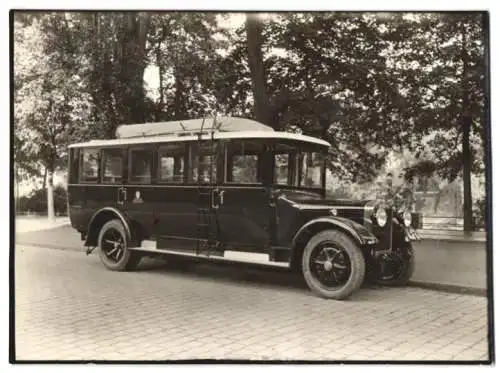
130, 240, 290, 268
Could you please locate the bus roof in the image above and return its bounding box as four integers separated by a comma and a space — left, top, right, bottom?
68, 130, 331, 148
68, 116, 331, 148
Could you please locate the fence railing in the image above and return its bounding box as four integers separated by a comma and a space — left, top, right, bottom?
420, 216, 485, 231
421, 216, 464, 231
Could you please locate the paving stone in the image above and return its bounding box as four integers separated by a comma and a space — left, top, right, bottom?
14, 245, 490, 361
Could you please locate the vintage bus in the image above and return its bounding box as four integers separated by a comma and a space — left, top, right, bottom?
67, 116, 417, 300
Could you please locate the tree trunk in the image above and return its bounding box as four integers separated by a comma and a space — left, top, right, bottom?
173, 69, 185, 120
47, 169, 55, 222
245, 14, 271, 127
461, 21, 474, 232
156, 41, 164, 121
15, 165, 20, 215
479, 12, 489, 175
116, 12, 149, 124
462, 116, 473, 232
42, 165, 47, 190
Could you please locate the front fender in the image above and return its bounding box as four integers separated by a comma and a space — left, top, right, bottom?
292, 216, 379, 248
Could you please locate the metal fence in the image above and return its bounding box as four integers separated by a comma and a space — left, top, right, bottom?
421, 216, 485, 231
421, 216, 465, 231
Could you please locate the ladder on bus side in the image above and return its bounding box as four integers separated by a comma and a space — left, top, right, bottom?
195, 117, 221, 256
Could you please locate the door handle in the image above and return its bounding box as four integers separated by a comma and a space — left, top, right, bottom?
117, 188, 123, 204
212, 189, 219, 210
117, 187, 127, 204
211, 189, 225, 209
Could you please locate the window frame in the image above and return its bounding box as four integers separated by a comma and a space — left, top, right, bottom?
79, 147, 101, 184
128, 147, 154, 185
157, 143, 188, 184
272, 150, 296, 187
100, 147, 124, 185
297, 151, 325, 189
186, 140, 221, 185
270, 140, 327, 191
224, 141, 263, 186
68, 148, 80, 184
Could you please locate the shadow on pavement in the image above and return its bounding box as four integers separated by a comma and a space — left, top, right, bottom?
16, 225, 487, 296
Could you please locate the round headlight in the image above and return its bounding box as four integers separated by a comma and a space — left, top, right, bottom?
375, 207, 387, 227
403, 210, 412, 227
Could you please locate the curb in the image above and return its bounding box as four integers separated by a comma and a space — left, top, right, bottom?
15, 242, 84, 253
16, 243, 488, 297
408, 280, 487, 297
15, 222, 71, 234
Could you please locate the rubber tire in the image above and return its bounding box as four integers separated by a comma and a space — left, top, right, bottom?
302, 230, 366, 300
97, 219, 141, 271
377, 248, 415, 287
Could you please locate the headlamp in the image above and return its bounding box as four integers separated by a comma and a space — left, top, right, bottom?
375, 207, 387, 227
403, 210, 412, 227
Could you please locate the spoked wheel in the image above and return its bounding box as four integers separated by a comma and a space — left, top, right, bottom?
302, 230, 365, 300
310, 245, 351, 288
97, 219, 141, 271
377, 246, 415, 286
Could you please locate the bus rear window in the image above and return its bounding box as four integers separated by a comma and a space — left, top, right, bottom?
68, 148, 79, 184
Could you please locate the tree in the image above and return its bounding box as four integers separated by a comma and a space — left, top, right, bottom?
13, 11, 487, 231
146, 13, 227, 121
400, 13, 486, 231
240, 13, 411, 180
14, 13, 92, 220
74, 12, 151, 138
245, 14, 272, 126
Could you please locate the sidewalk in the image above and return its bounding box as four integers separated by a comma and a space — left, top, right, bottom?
14, 218, 488, 296
411, 238, 487, 295
15, 216, 70, 233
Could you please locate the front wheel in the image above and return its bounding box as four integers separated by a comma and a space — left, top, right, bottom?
97, 219, 141, 271
302, 230, 366, 300
376, 246, 415, 286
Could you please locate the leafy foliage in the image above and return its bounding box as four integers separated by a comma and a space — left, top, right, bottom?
13, 11, 487, 228
16, 185, 68, 215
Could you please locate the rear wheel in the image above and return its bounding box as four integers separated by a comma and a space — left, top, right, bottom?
302, 230, 365, 300
97, 219, 141, 271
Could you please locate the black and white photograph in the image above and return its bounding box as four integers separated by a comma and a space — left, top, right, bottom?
10, 7, 493, 364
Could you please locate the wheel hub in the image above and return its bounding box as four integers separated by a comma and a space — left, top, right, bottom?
309, 244, 352, 288
324, 261, 333, 271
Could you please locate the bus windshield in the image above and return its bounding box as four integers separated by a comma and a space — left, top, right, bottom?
273, 142, 326, 189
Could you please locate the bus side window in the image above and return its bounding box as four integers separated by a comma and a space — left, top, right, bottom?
80, 149, 99, 183
188, 142, 218, 183
129, 149, 153, 184
102, 148, 123, 184
225, 140, 261, 184
158, 143, 186, 183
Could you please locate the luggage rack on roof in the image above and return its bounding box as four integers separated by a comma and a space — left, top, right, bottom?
114, 116, 274, 139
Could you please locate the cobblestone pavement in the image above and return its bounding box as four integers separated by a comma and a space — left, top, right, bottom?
14, 245, 491, 362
